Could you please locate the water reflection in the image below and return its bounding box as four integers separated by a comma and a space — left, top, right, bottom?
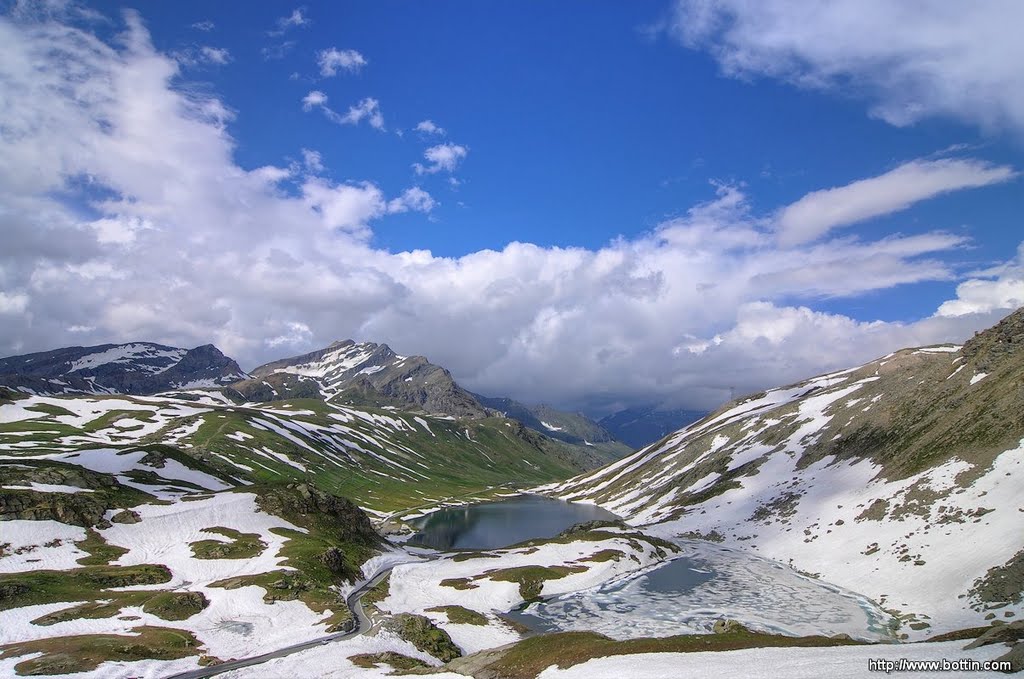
406, 494, 618, 550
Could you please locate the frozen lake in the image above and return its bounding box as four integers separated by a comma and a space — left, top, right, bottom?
508, 539, 897, 642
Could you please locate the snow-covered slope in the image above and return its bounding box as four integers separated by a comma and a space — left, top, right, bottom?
546, 307, 1024, 637
0, 342, 248, 396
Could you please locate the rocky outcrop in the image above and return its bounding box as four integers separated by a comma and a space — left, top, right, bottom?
0, 490, 111, 527
255, 483, 379, 546
383, 613, 462, 662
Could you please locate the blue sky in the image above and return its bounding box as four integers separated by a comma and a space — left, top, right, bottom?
128, 1, 1020, 317
1, 1, 1023, 412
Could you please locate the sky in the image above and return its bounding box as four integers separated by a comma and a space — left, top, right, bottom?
1, 0, 1023, 415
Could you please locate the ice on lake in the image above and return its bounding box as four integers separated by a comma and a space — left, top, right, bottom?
511, 539, 896, 641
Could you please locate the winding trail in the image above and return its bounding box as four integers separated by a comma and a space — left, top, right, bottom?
163, 565, 398, 679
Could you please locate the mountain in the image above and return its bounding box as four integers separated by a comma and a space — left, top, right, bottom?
0, 342, 248, 396
598, 406, 706, 449
230, 340, 632, 468
229, 340, 488, 419
546, 307, 1024, 637
472, 393, 633, 461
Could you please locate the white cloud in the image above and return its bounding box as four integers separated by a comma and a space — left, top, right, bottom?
317, 48, 367, 76
173, 45, 232, 67
262, 41, 295, 60
199, 46, 230, 65
267, 321, 313, 348
414, 143, 468, 174
337, 97, 384, 130
936, 244, 1024, 317
776, 158, 1016, 246
0, 9, 1019, 414
274, 8, 308, 33
667, 0, 1024, 135
191, 20, 214, 32
302, 92, 384, 130
415, 120, 445, 135
301, 148, 324, 173
300, 179, 388, 237
387, 187, 437, 214
0, 292, 29, 315
301, 90, 327, 111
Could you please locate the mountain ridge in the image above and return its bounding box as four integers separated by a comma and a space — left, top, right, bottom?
544, 306, 1024, 637
0, 342, 247, 396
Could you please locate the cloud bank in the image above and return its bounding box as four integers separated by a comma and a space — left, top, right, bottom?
0, 9, 1020, 415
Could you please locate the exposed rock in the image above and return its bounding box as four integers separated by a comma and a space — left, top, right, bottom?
994, 642, 1023, 674
964, 621, 1024, 649
383, 613, 461, 663
111, 510, 141, 524
713, 619, 745, 634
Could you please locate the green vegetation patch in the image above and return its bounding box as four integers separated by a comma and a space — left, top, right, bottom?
425, 605, 488, 626
0, 564, 171, 611
0, 626, 204, 676
189, 527, 267, 560
439, 577, 478, 591
484, 565, 587, 601
450, 551, 501, 562
24, 403, 77, 418
141, 591, 209, 621
479, 627, 864, 679
580, 549, 625, 563
75, 529, 129, 566
383, 613, 461, 662
348, 651, 428, 671
210, 569, 351, 631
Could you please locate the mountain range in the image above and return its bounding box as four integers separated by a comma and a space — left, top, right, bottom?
0, 337, 633, 475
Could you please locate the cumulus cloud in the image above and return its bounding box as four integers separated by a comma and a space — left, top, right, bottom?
776, 158, 1016, 246
414, 143, 468, 174
667, 0, 1024, 135
415, 120, 445, 135
317, 48, 367, 76
0, 9, 1019, 415
191, 20, 214, 32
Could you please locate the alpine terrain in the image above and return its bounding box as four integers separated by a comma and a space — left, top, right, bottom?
547, 306, 1024, 638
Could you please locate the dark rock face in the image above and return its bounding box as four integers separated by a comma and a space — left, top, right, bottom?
238, 340, 489, 418
0, 342, 247, 396
384, 613, 462, 662
255, 483, 379, 545
0, 490, 110, 527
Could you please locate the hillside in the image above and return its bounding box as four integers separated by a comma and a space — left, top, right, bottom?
0, 343, 247, 396
546, 307, 1024, 637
